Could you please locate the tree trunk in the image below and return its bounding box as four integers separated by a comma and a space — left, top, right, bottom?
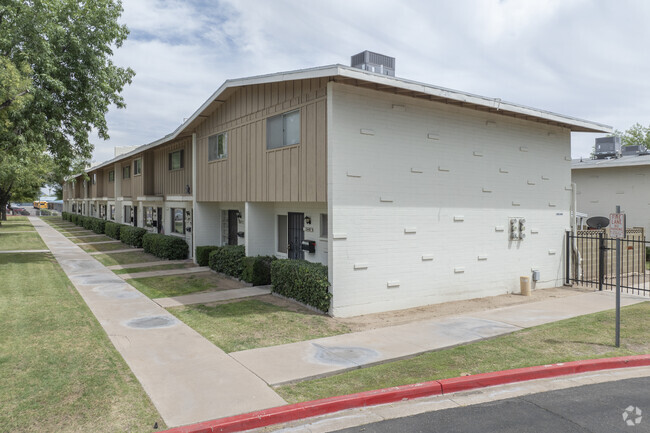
0, 181, 14, 224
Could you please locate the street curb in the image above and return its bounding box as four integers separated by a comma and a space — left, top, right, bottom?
160, 354, 650, 433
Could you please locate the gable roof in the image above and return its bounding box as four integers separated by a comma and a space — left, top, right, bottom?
82, 64, 613, 175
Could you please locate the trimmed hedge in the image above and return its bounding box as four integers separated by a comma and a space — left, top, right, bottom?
270, 260, 331, 313
120, 225, 148, 248
196, 246, 220, 267
208, 245, 246, 278
105, 221, 121, 240
90, 218, 106, 234
241, 255, 276, 286
143, 233, 188, 260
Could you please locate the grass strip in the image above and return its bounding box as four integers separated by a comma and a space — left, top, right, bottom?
275, 302, 650, 404
113, 263, 193, 275
127, 273, 224, 298
79, 242, 131, 253
0, 232, 47, 251
92, 251, 162, 266
0, 253, 164, 432
169, 299, 351, 353
0, 216, 35, 231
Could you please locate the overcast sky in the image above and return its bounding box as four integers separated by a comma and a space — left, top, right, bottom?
90, 0, 650, 163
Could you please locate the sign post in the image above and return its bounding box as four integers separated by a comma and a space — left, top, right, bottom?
609, 207, 625, 348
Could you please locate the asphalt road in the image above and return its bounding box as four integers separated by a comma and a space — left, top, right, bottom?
334, 377, 650, 433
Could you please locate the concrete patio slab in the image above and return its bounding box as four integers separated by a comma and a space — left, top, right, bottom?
107, 259, 193, 270
119, 266, 209, 280
88, 248, 144, 255
29, 217, 286, 427
155, 286, 273, 308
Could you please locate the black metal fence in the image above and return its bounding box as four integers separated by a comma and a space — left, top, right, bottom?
566, 230, 649, 296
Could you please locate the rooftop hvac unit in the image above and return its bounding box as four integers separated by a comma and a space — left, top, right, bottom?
621, 144, 650, 156
594, 136, 621, 159
351, 50, 395, 76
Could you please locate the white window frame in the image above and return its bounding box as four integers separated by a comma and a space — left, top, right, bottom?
266, 110, 300, 150
320, 214, 328, 238
133, 158, 142, 176
208, 132, 228, 161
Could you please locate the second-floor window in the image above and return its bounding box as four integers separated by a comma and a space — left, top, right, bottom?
134, 158, 142, 176
123, 165, 130, 179
169, 150, 184, 170
267, 110, 300, 150
208, 133, 227, 161
92, 173, 96, 185
108, 170, 115, 182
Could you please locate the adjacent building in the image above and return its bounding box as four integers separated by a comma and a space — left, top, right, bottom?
64, 52, 610, 317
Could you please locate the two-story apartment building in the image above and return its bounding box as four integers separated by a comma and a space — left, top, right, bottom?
64, 53, 610, 316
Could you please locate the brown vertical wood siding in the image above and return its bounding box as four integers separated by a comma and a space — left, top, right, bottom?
152, 137, 192, 196
120, 160, 132, 198
195, 78, 328, 203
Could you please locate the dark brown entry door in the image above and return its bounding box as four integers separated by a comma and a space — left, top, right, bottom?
228, 210, 238, 245
133, 206, 138, 227
288, 212, 304, 260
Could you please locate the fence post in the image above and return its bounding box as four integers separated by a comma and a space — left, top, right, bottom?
598, 232, 605, 291
565, 231, 571, 285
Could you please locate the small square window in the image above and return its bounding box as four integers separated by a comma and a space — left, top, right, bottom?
267, 110, 300, 150
208, 133, 227, 161
108, 170, 115, 182
133, 158, 142, 176
320, 214, 328, 238
123, 165, 130, 179
171, 208, 185, 234
169, 150, 184, 170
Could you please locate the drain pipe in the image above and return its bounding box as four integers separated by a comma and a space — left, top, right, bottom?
571, 182, 582, 280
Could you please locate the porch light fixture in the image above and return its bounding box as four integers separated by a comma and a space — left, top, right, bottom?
304, 216, 312, 225
185, 184, 191, 194
236, 211, 242, 221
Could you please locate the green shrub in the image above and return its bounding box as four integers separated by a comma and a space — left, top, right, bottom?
195, 246, 220, 267
82, 216, 93, 230
271, 260, 331, 313
120, 225, 148, 248
105, 221, 122, 240
143, 233, 188, 260
241, 255, 276, 286
90, 217, 106, 234
62, 211, 69, 221
208, 245, 246, 278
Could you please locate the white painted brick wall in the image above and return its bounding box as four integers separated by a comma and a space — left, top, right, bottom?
573, 166, 650, 233
328, 82, 572, 317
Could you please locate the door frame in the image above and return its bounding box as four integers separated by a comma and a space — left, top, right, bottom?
288, 212, 304, 260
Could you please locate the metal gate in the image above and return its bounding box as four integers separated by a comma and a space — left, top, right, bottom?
566, 230, 649, 296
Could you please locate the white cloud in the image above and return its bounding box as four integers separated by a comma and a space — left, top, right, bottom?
91, 0, 650, 162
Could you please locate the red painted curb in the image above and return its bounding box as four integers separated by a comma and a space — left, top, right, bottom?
160, 354, 650, 433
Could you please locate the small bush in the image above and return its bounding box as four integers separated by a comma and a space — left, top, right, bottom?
90, 217, 106, 234
82, 216, 93, 230
120, 225, 148, 248
241, 255, 276, 286
62, 211, 69, 221
105, 221, 122, 240
271, 260, 331, 313
143, 233, 188, 260
208, 245, 246, 278
195, 246, 220, 267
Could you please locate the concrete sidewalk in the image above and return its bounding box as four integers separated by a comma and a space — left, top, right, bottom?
29, 217, 286, 427
231, 290, 648, 386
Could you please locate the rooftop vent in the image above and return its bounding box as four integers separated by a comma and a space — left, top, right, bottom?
621, 144, 650, 156
351, 51, 395, 77
594, 136, 621, 159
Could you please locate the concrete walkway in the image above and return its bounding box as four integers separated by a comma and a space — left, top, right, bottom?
155, 286, 273, 308
119, 266, 210, 280
28, 217, 286, 427
231, 290, 648, 386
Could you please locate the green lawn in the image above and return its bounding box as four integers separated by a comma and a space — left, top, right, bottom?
93, 251, 163, 267
0, 253, 164, 432
113, 262, 194, 275
0, 232, 47, 251
79, 242, 128, 253
127, 272, 231, 298
0, 216, 35, 231
169, 299, 351, 353
69, 235, 113, 243
276, 302, 650, 404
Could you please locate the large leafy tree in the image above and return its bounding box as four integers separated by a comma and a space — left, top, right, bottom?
0, 0, 134, 221
613, 123, 650, 149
